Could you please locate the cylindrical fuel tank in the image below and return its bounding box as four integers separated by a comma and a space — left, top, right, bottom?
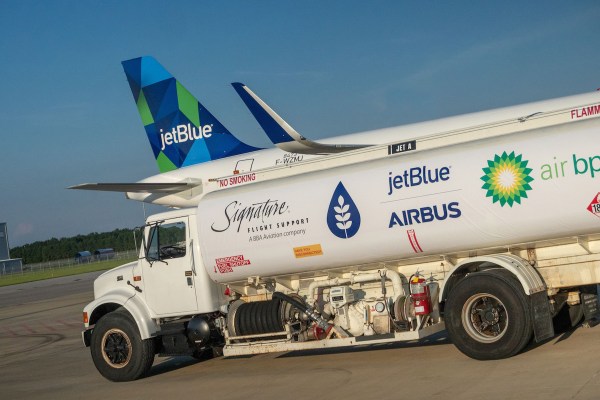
197, 117, 600, 284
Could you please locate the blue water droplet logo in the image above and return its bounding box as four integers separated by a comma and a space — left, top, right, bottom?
327, 182, 361, 239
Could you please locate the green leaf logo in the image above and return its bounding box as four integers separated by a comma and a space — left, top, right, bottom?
481, 151, 534, 207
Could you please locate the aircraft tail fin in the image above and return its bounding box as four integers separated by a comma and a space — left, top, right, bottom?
122, 57, 262, 172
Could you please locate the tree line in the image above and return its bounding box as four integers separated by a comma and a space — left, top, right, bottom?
10, 228, 140, 264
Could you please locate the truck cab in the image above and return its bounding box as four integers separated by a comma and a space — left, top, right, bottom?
82, 208, 226, 382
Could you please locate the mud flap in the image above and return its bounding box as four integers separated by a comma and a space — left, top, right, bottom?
582, 293, 600, 321
530, 291, 554, 342
82, 328, 93, 347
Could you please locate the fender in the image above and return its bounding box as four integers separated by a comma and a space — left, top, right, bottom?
83, 289, 159, 340
440, 254, 547, 302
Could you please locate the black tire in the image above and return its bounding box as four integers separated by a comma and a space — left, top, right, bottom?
90, 308, 155, 382
446, 272, 532, 360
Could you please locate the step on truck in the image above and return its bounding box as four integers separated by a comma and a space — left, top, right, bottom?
82, 97, 600, 381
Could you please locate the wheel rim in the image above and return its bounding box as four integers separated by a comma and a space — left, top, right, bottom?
461, 293, 508, 343
101, 328, 132, 368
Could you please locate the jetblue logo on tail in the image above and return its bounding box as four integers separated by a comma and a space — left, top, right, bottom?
122, 56, 263, 172
160, 123, 213, 151
327, 182, 361, 239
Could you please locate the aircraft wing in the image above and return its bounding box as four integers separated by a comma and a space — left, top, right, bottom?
68, 182, 197, 193
232, 82, 369, 155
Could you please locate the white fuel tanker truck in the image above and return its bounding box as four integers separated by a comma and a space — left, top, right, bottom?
82, 92, 600, 381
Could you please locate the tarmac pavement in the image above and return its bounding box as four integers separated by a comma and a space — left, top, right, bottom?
1, 272, 599, 400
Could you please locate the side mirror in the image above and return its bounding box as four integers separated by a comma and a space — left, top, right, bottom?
144, 223, 159, 262
136, 226, 146, 261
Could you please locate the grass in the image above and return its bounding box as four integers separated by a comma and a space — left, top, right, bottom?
0, 258, 137, 287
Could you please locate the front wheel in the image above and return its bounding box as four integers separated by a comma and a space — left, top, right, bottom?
90, 308, 155, 381
445, 272, 532, 360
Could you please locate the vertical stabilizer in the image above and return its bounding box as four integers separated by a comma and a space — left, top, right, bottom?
122, 57, 262, 172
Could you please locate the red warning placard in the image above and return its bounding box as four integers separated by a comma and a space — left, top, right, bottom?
587, 193, 600, 218
214, 255, 251, 273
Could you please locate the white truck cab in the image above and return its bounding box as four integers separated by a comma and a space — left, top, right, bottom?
82, 208, 227, 381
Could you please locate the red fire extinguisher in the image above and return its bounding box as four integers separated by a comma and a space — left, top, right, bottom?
410, 274, 431, 316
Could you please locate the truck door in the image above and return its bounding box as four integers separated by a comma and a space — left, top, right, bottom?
142, 218, 198, 315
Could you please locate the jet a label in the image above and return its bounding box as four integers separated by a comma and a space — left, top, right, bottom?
160, 123, 213, 151
388, 140, 416, 155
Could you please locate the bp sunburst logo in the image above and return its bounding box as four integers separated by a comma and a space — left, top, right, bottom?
481, 151, 534, 207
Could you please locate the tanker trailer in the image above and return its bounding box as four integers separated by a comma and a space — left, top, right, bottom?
196, 114, 600, 360
82, 107, 600, 381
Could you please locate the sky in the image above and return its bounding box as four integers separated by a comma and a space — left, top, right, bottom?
1, 1, 599, 248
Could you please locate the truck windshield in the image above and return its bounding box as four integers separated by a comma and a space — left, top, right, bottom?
146, 221, 187, 261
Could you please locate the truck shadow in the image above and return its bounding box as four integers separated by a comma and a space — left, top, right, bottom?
521, 318, 599, 354
145, 321, 598, 374
147, 356, 203, 377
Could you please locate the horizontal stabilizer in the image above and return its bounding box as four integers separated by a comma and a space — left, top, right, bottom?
232, 82, 369, 155
68, 182, 197, 193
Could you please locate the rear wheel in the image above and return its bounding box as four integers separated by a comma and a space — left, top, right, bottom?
446, 272, 532, 360
90, 308, 155, 381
